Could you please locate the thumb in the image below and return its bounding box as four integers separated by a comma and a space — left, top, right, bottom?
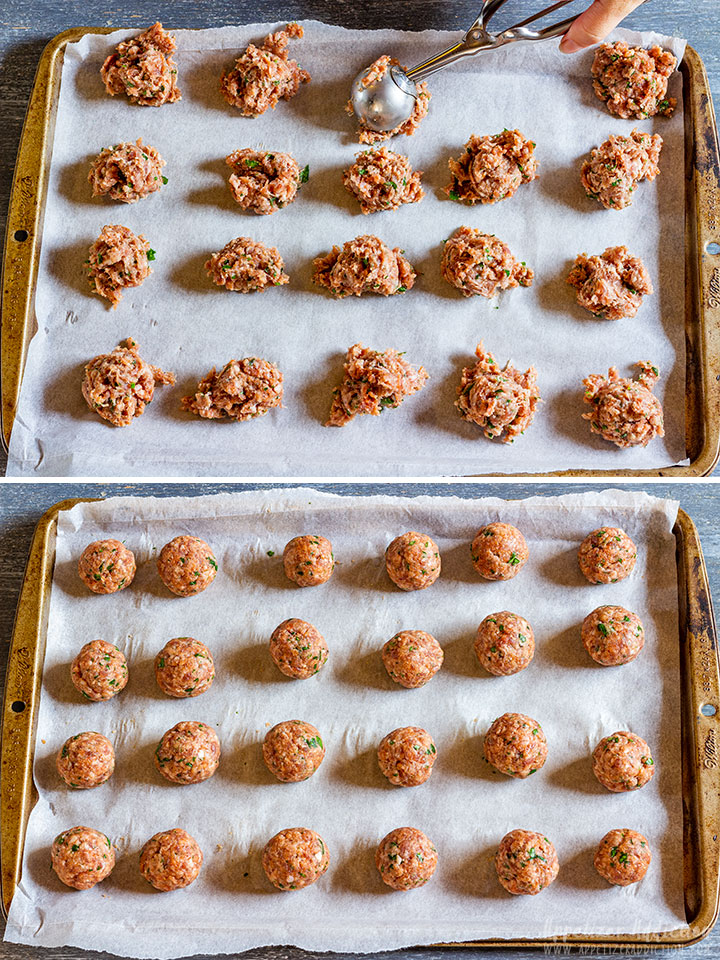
559, 0, 644, 54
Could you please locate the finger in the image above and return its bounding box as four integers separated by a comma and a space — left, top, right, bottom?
559, 0, 645, 54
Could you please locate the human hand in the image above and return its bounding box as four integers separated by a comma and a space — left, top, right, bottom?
559, 0, 647, 53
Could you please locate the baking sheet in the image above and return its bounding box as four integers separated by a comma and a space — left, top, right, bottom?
5, 20, 687, 477
4, 487, 685, 956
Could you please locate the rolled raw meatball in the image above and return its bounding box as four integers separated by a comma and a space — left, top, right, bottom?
495, 830, 559, 895
327, 343, 428, 427
262, 828, 329, 891
226, 148, 302, 214
71, 640, 128, 702
101, 22, 181, 107
181, 358, 283, 422
154, 637, 215, 698
377, 726, 436, 787
347, 55, 430, 144
221, 23, 310, 117
594, 829, 651, 886
157, 536, 218, 597
471, 523, 528, 580
89, 139, 165, 203
474, 612, 535, 677
82, 338, 175, 428
592, 41, 676, 119
382, 631, 443, 688
343, 147, 424, 214
78, 539, 136, 594
592, 731, 655, 792
376, 827, 438, 890
262, 720, 325, 782
312, 235, 415, 298
269, 619, 329, 679
582, 362, 664, 448
441, 227, 533, 298
283, 535, 334, 587
568, 246, 653, 321
205, 237, 289, 293
456, 343, 540, 443
154, 721, 221, 784
56, 732, 115, 789
578, 527, 637, 584
445, 130, 538, 205
581, 130, 662, 210
582, 606, 645, 666
86, 225, 152, 307
385, 532, 441, 591
51, 826, 115, 890
484, 713, 547, 778
139, 828, 203, 891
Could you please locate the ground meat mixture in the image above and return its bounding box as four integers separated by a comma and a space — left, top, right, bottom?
157, 536, 218, 597
269, 619, 329, 679
51, 826, 115, 890
154, 721, 221, 784
182, 358, 283, 422
582, 362, 664, 448
343, 147, 424, 214
86, 225, 152, 307
382, 631, 443, 688
262, 720, 325, 782
446, 130, 538, 205
226, 149, 302, 214
592, 41, 676, 119
441, 227, 532, 299
140, 829, 203, 891
377, 726, 436, 787
582, 606, 645, 666
376, 827, 438, 890
385, 532, 441, 591
568, 246, 653, 320
471, 523, 528, 580
594, 829, 652, 886
327, 343, 428, 427
484, 713, 547, 778
578, 527, 637, 584
101, 22, 181, 107
475, 612, 535, 677
495, 830, 559, 896
348, 55, 431, 145
456, 343, 540, 443
89, 139, 165, 204
82, 338, 175, 428
220, 23, 310, 117
71, 640, 128, 702
313, 235, 415, 298
205, 237, 289, 293
56, 732, 115, 789
262, 828, 329, 891
283, 535, 334, 587
78, 539, 136, 594
581, 130, 662, 210
155, 637, 215, 697
592, 731, 655, 792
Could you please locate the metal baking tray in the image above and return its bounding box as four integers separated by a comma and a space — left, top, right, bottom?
1, 29, 720, 476
1, 496, 718, 950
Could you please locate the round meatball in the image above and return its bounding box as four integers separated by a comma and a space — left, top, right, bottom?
592, 41, 676, 119
343, 147, 424, 214
157, 536, 218, 597
205, 237, 289, 293
89, 139, 165, 204
592, 731, 655, 792
269, 619, 329, 679
87, 224, 151, 307
262, 827, 329, 891
594, 829, 652, 886
226, 148, 301, 214
139, 828, 203, 891
154, 637, 215, 698
348, 54, 431, 145
581, 130, 663, 211
51, 826, 115, 890
385, 532, 441, 592
582, 362, 664, 449
283, 535, 334, 587
220, 24, 310, 117
456, 343, 540, 443
56, 732, 115, 789
101, 22, 181, 107
471, 523, 528, 580
441, 227, 533, 298
582, 606, 645, 666
474, 611, 535, 677
495, 830, 559, 895
71, 640, 128, 702
313, 235, 415, 299
382, 631, 443, 688
154, 721, 221, 784
181, 357, 283, 422
78, 539, 136, 594
445, 129, 538, 205
578, 527, 637, 584
376, 827, 438, 890
377, 726, 436, 787
82, 338, 175, 428
568, 246, 653, 321
262, 720, 325, 782
484, 713, 547, 779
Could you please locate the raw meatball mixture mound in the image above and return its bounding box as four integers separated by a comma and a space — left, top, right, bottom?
592, 730, 655, 792
582, 606, 645, 666
592, 41, 676, 119
71, 640, 128, 702
484, 713, 547, 778
578, 527, 637, 584
101, 22, 181, 107
226, 149, 302, 214
343, 147, 424, 214
312, 235, 415, 298
86, 224, 152, 307
154, 721, 221, 784
262, 828, 329, 890
327, 343, 428, 427
376, 827, 438, 890
495, 830, 559, 896
56, 732, 115, 789
157, 535, 218, 596
283, 535, 334, 586
385, 531, 441, 591
205, 237, 289, 293
582, 362, 664, 448
475, 611, 535, 677
155, 637, 215, 698
140, 828, 203, 891
568, 246, 652, 320
262, 719, 325, 782
181, 358, 283, 421
78, 539, 136, 594
220, 23, 310, 117
382, 630, 443, 688
441, 227, 533, 298
471, 523, 528, 580
377, 726, 436, 787
348, 55, 431, 144
581, 130, 662, 210
51, 826, 115, 890
89, 139, 165, 203
445, 130, 538, 205
269, 618, 329, 679
82, 338, 175, 428
456, 343, 540, 443
594, 829, 652, 886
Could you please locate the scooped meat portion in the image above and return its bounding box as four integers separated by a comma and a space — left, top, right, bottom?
51, 826, 115, 890
262, 719, 325, 782
269, 618, 329, 679
313, 235, 415, 298
140, 828, 203, 891
385, 532, 441, 591
475, 611, 535, 677
592, 730, 655, 792
182, 358, 283, 421
86, 225, 152, 307
581, 130, 662, 210
484, 713, 547, 778
78, 539, 136, 594
347, 55, 431, 144
221, 23, 310, 116
582, 606, 645, 666
205, 237, 289, 293
568, 246, 652, 320
578, 527, 637, 584
441, 227, 532, 298
71, 640, 128, 702
582, 363, 664, 448
101, 22, 181, 107
343, 147, 424, 214
89, 139, 165, 203
327, 343, 428, 427
154, 721, 221, 784
446, 130, 538, 205
471, 523, 528, 580
82, 338, 175, 428
56, 732, 115, 789
283, 535, 334, 587
496, 830, 559, 896
594, 829, 652, 886
456, 343, 540, 443
382, 630, 443, 688
262, 828, 329, 891
155, 637, 215, 698
592, 41, 676, 119
157, 536, 218, 597
226, 149, 302, 214
376, 827, 438, 890
377, 726, 436, 787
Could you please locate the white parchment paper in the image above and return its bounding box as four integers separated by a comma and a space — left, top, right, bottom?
4, 488, 685, 956
6, 21, 686, 476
